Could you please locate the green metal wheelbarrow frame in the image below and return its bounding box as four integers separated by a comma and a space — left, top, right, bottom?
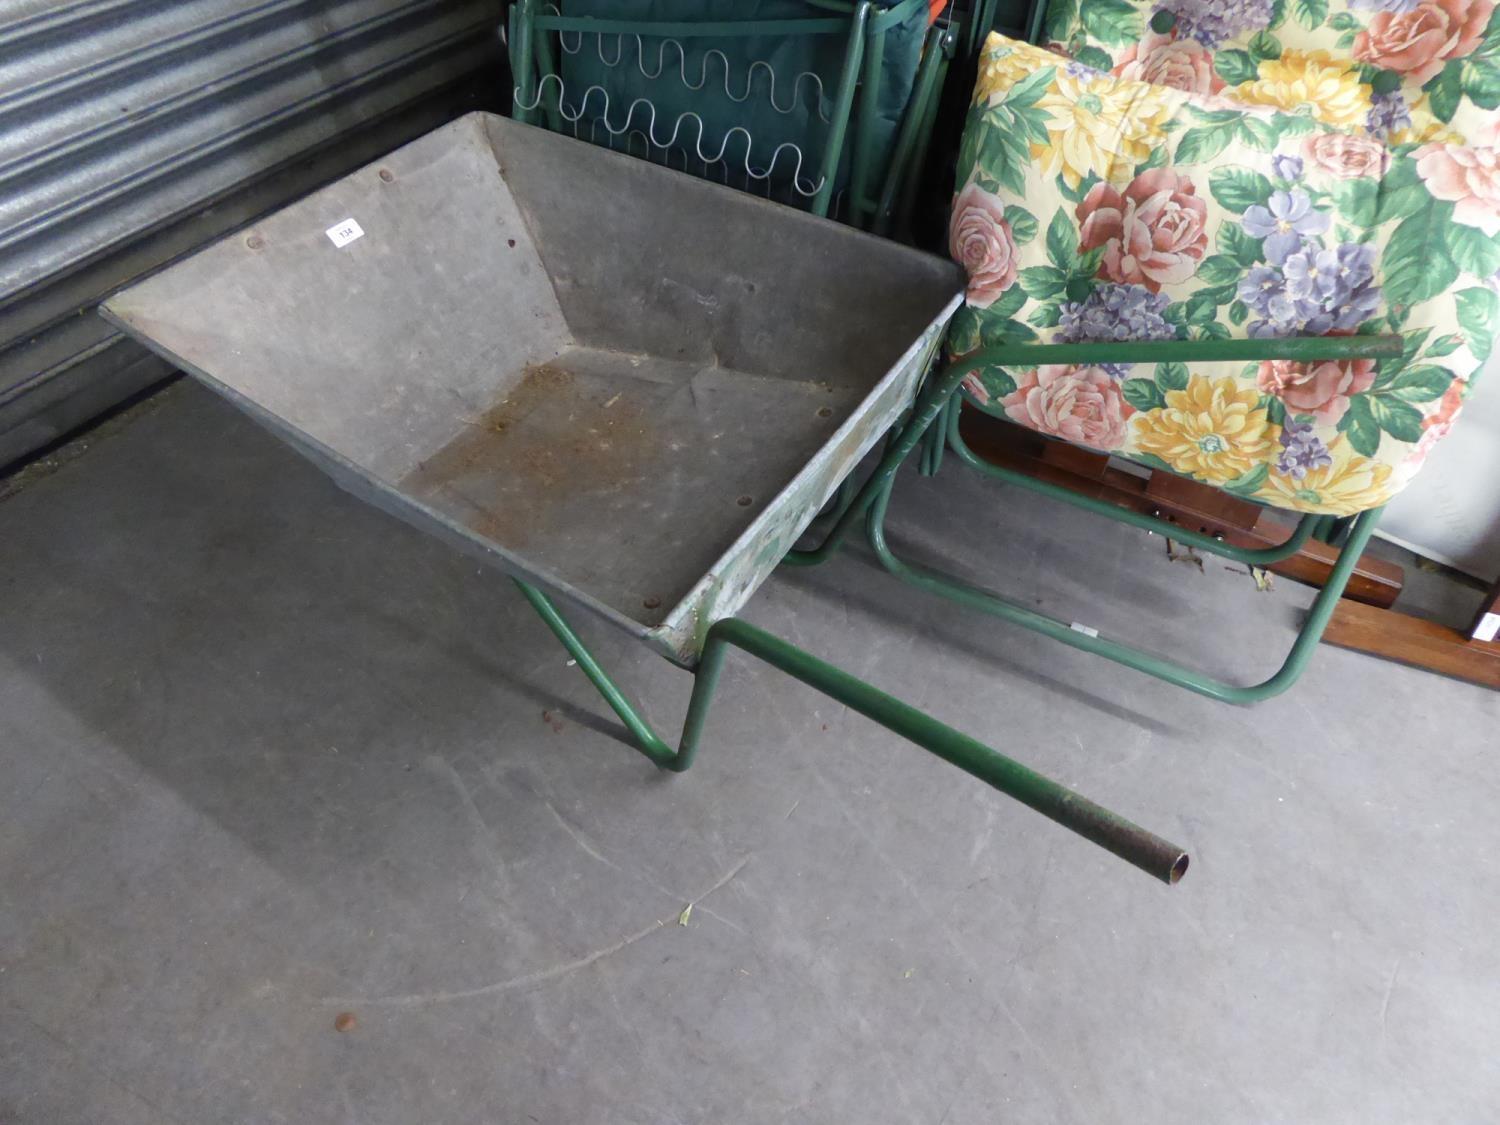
789, 334, 1398, 705
514, 578, 1189, 882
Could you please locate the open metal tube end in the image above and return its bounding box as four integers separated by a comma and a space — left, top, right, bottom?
1168, 851, 1190, 885
1124, 839, 1190, 885
1059, 796, 1192, 885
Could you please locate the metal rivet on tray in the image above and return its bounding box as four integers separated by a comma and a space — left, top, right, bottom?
643, 596, 661, 610
736, 495, 753, 507
378, 168, 394, 182
817, 406, 833, 418
245, 234, 264, 250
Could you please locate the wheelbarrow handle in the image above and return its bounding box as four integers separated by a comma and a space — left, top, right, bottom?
515, 579, 1189, 885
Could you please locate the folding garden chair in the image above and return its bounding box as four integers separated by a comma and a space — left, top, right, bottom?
796, 12, 1499, 702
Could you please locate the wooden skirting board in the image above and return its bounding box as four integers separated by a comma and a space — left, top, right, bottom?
956, 405, 1405, 608
1323, 597, 1500, 690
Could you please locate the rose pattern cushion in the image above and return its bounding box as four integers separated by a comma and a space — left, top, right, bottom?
1042, 0, 1500, 145
948, 33, 1499, 516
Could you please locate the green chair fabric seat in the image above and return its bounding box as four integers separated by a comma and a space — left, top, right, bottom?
511, 0, 933, 219
559, 0, 927, 200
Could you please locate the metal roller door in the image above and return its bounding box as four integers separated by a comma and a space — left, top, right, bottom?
0, 0, 504, 467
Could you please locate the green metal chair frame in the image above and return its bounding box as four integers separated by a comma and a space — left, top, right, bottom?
788, 334, 1399, 704
869, 16, 959, 234
508, 0, 949, 229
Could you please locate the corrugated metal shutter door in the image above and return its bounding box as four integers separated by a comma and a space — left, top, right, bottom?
0, 0, 504, 466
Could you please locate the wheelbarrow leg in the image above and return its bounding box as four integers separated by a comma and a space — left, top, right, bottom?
513, 579, 1190, 884
514, 578, 725, 774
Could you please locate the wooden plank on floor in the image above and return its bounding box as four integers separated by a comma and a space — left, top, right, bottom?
1323, 598, 1500, 690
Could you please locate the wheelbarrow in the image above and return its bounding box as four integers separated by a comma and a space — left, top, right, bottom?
101, 112, 1189, 885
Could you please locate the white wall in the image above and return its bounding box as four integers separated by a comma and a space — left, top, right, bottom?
1380, 354, 1500, 583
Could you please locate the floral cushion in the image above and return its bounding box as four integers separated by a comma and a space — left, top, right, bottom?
948, 33, 1498, 516
1041, 0, 1500, 144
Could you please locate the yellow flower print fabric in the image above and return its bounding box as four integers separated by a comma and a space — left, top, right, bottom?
1042, 0, 1500, 145
1036, 69, 1178, 186
1132, 375, 1277, 484
949, 34, 1497, 516
1231, 49, 1373, 126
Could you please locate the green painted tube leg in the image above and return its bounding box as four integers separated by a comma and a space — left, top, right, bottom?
511, 0, 538, 126
926, 394, 960, 476
513, 579, 1189, 883
532, 17, 564, 134
867, 461, 1384, 702
846, 23, 886, 227
894, 36, 952, 233
871, 22, 948, 237
812, 2, 871, 218
514, 578, 721, 773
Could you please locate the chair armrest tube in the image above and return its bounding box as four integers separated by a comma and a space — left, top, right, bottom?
958, 335, 1402, 368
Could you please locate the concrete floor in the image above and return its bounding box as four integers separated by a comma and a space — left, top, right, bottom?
2, 380, 1497, 1125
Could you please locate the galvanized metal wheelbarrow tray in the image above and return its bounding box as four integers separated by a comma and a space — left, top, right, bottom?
102, 112, 1188, 885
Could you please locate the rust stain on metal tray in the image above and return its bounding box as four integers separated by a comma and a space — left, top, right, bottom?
400, 359, 661, 549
